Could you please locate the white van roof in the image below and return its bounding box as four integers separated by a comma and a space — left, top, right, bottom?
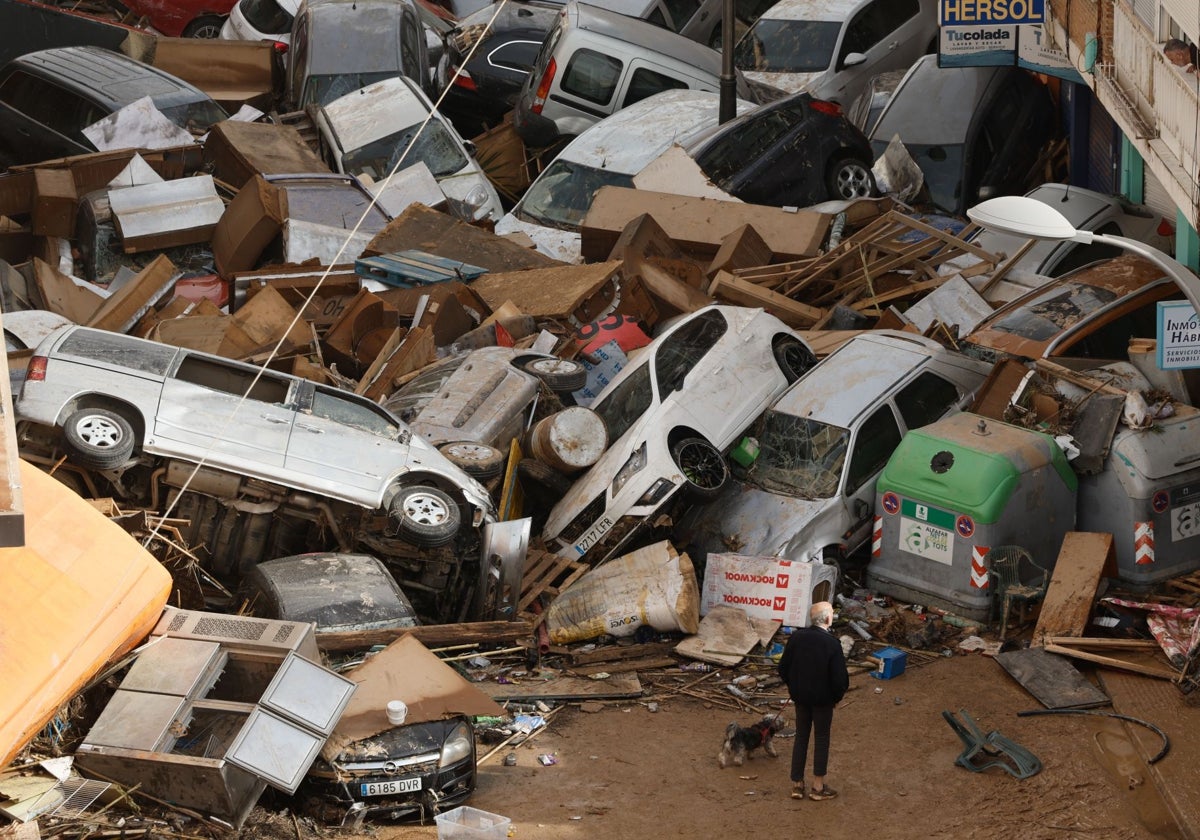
552, 89, 754, 175
759, 0, 866, 22
569, 1, 724, 73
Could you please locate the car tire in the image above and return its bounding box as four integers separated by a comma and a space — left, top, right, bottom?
63, 408, 136, 470
389, 486, 461, 548
183, 14, 224, 37
438, 441, 506, 480
520, 358, 587, 393
773, 336, 816, 384
826, 156, 875, 200
517, 457, 573, 496
671, 437, 728, 501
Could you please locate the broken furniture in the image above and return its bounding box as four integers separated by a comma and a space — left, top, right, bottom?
355, 250, 488, 288
988, 546, 1051, 640
942, 709, 1042, 779
74, 608, 356, 829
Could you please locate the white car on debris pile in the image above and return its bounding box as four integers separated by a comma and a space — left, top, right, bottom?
541, 305, 817, 564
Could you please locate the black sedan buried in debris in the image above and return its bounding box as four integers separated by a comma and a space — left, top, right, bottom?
682, 91, 876, 207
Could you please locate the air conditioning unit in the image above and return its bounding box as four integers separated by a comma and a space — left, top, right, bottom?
152, 607, 318, 660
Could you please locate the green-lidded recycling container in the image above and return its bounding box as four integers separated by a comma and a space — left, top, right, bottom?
867, 413, 1077, 621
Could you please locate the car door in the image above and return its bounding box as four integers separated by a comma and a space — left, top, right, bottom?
283, 383, 403, 503
154, 353, 297, 468
618, 61, 692, 108
0, 71, 92, 163
823, 0, 922, 104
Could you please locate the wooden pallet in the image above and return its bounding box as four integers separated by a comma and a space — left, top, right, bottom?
518, 548, 588, 617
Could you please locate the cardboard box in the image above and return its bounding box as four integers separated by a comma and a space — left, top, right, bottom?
700, 553, 839, 628
581, 187, 831, 263
151, 38, 277, 112
211, 175, 288, 279
203, 121, 330, 190
32, 168, 77, 239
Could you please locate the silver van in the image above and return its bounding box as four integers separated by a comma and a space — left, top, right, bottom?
287, 0, 430, 109
512, 0, 757, 148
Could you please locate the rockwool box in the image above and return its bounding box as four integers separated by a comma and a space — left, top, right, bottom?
701, 553, 838, 628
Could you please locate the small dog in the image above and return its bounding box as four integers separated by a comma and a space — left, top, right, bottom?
717, 713, 784, 768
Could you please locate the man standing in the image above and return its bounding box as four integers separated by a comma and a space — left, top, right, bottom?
778, 601, 849, 801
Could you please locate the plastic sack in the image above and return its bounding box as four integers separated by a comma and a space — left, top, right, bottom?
545, 541, 699, 643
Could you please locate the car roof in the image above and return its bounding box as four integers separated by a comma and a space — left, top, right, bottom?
8, 46, 212, 110
870, 54, 1005, 145
320, 75, 431, 151
553, 89, 754, 174
771, 331, 958, 427
569, 1, 724, 72
758, 0, 865, 22
300, 0, 414, 71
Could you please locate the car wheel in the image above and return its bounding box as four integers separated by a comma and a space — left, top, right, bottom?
63, 408, 136, 470
671, 437, 728, 501
517, 457, 573, 496
183, 14, 224, 37
520, 357, 587, 393
389, 486, 461, 548
438, 441, 506, 480
827, 156, 875, 200
773, 336, 816, 384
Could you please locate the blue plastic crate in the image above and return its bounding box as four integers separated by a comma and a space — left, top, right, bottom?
869, 646, 907, 679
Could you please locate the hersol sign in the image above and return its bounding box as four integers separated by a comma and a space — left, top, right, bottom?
939, 0, 1044, 26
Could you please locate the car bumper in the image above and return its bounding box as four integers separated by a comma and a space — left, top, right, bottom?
305, 756, 476, 823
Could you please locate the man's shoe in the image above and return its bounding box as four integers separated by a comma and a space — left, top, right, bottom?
809, 785, 838, 801
791, 782, 805, 800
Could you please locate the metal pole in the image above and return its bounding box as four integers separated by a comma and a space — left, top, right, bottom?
719, 0, 735, 123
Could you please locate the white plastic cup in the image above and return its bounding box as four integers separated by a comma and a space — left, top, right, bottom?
386, 700, 408, 725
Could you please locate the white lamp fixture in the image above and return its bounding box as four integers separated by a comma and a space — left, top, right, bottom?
968, 195, 1200, 313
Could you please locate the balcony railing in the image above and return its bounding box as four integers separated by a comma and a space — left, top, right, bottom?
1108, 1, 1200, 199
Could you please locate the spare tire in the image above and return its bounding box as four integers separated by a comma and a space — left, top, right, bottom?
438, 441, 506, 480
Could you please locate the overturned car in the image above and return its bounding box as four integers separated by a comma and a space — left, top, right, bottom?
15, 326, 495, 621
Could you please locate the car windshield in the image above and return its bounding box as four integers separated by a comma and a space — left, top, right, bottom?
874, 141, 965, 214
986, 282, 1120, 341
306, 72, 402, 107
159, 99, 230, 133
591, 362, 653, 446
734, 19, 841, 72
383, 355, 466, 421
741, 410, 848, 499
515, 160, 635, 230
343, 119, 468, 180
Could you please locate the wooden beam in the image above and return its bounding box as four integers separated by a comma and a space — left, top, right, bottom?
316, 619, 533, 652
708, 270, 824, 327
1043, 644, 1178, 680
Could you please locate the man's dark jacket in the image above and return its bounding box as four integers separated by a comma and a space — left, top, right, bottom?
778, 625, 850, 706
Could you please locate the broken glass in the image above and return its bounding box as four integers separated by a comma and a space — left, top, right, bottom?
743, 410, 848, 499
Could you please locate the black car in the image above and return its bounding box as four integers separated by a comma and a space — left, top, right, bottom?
683, 91, 876, 207
303, 715, 477, 823
438, 19, 549, 137
0, 46, 228, 168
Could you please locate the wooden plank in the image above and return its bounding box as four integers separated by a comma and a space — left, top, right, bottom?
994, 647, 1111, 709
570, 641, 678, 666
315, 619, 533, 653
479, 673, 644, 701
707, 270, 823, 327
850, 276, 949, 311
570, 656, 678, 676
1042, 644, 1178, 680
1032, 532, 1115, 646
1044, 637, 1160, 649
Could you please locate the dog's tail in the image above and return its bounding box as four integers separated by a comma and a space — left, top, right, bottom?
724, 721, 739, 739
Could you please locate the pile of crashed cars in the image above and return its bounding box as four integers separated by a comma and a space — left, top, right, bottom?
1, 0, 1199, 833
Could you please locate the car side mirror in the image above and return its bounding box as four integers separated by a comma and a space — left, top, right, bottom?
853, 498, 869, 520
843, 52, 867, 68
463, 139, 477, 156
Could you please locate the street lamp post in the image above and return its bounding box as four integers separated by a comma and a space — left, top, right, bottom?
719, 0, 735, 124
967, 195, 1200, 314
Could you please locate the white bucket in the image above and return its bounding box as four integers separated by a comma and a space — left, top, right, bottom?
386, 700, 408, 725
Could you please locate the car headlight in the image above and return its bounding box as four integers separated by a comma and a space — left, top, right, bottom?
611, 442, 647, 497
464, 183, 488, 209
440, 721, 473, 767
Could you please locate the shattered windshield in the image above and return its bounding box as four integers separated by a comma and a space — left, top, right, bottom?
734, 19, 841, 72
742, 410, 848, 499
343, 119, 467, 181
515, 160, 635, 230
988, 283, 1119, 341
591, 362, 653, 446
160, 99, 230, 134
383, 354, 466, 422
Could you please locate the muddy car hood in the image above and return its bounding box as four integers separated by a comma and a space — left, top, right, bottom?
683, 477, 840, 563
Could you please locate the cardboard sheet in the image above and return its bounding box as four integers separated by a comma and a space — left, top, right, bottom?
325, 635, 504, 755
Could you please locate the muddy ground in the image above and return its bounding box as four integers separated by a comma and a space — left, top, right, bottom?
359, 650, 1186, 840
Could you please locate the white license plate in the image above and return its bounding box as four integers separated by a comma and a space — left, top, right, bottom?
575, 516, 613, 554
360, 778, 422, 797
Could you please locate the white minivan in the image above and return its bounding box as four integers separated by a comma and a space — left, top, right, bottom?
512, 1, 757, 149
